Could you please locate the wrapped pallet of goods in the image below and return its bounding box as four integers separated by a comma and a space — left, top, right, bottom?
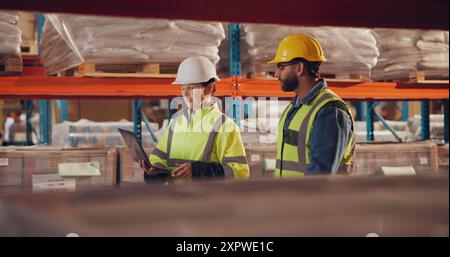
52, 119, 161, 148
407, 114, 446, 143
0, 146, 118, 192
354, 141, 439, 176
17, 12, 37, 55
243, 24, 379, 79
41, 14, 225, 76
353, 120, 416, 143
372, 29, 449, 81
354, 130, 412, 143
0, 11, 21, 55
0, 11, 22, 75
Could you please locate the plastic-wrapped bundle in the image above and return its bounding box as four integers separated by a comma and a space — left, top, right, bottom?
372, 29, 449, 81
354, 130, 414, 143
0, 11, 22, 55
0, 11, 20, 24
52, 119, 161, 148
41, 14, 225, 75
407, 114, 445, 142
243, 24, 379, 76
40, 19, 83, 75
353, 120, 416, 143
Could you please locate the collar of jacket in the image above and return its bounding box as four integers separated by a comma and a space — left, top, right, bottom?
183, 102, 220, 123
291, 79, 328, 108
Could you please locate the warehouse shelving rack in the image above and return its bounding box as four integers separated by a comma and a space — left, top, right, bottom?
1, 72, 448, 143
0, 0, 448, 144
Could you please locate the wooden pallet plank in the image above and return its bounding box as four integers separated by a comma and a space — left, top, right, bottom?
0, 55, 23, 76
75, 62, 178, 78
20, 40, 39, 56
248, 71, 371, 82
321, 72, 371, 82
409, 71, 450, 84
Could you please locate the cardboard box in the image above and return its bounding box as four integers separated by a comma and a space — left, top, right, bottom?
437, 144, 449, 174
355, 141, 439, 175
245, 143, 277, 178
0, 147, 118, 189
119, 146, 154, 184
0, 149, 22, 186
67, 100, 132, 122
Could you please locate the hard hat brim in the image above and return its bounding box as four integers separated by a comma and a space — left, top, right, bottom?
267, 58, 279, 64
267, 56, 327, 64
172, 76, 220, 85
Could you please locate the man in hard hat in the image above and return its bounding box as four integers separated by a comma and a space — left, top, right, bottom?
140, 56, 250, 182
268, 34, 355, 177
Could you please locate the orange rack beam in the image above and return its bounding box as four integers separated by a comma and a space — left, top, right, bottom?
0, 76, 448, 100
0, 76, 236, 99
237, 79, 449, 101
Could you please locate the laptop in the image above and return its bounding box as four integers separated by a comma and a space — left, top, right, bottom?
118, 128, 165, 171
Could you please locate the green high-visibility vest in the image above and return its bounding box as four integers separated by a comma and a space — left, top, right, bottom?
275, 87, 355, 177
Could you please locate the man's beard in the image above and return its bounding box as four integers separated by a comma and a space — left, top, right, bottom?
280, 76, 299, 92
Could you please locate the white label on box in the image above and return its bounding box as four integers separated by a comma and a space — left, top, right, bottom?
420, 158, 428, 165
251, 155, 261, 162
57, 162, 101, 177
264, 159, 276, 171
0, 158, 8, 166
32, 174, 76, 193
380, 166, 416, 176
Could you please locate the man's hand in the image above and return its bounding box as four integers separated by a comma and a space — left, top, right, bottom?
139, 160, 159, 176
171, 163, 192, 179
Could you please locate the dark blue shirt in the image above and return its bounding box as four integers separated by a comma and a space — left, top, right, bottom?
283, 80, 353, 175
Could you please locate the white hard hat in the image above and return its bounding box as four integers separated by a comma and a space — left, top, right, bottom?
172, 56, 220, 85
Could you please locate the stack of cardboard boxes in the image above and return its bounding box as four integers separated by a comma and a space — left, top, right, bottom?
0, 147, 117, 191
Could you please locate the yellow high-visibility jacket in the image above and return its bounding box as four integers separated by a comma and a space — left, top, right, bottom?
149, 102, 250, 180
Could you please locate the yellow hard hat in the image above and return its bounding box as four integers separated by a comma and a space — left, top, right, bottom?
268, 34, 327, 64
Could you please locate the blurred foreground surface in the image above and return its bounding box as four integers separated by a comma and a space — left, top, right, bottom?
0, 175, 448, 236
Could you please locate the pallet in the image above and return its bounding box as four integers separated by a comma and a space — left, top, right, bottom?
71, 62, 178, 78
409, 70, 449, 84
321, 72, 371, 82
2, 99, 23, 115
374, 70, 449, 83
248, 71, 371, 82
20, 40, 39, 56
0, 55, 23, 76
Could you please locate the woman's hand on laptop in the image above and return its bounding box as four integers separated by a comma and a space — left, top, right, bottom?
139, 160, 159, 176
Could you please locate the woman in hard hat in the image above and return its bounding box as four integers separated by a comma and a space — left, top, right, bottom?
140, 56, 250, 182
269, 34, 355, 177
